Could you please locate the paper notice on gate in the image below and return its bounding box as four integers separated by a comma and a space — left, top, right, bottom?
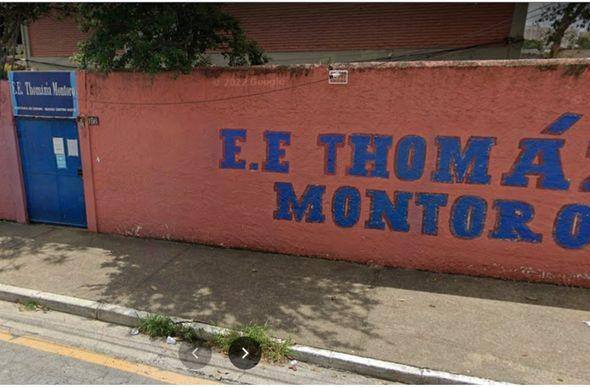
55, 154, 67, 169
67, 139, 79, 157
52, 137, 65, 155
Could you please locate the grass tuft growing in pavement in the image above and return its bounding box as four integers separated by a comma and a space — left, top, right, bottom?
212, 323, 293, 363
137, 315, 292, 362
19, 300, 42, 312
138, 314, 176, 338
175, 324, 203, 344
137, 314, 204, 345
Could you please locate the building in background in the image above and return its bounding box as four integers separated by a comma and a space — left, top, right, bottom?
522, 2, 590, 58
21, 3, 528, 70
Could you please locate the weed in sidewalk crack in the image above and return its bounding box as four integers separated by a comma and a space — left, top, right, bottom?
138, 314, 176, 338
212, 323, 293, 363
18, 300, 47, 312
137, 314, 209, 345
137, 314, 293, 363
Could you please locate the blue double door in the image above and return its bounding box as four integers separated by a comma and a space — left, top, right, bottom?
16, 118, 87, 228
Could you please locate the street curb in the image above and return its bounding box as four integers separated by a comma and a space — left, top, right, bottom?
0, 283, 509, 385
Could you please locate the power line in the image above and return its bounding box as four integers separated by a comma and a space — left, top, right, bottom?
82, 77, 327, 106
82, 37, 520, 107
424, 38, 524, 61
364, 39, 512, 64
81, 36, 525, 107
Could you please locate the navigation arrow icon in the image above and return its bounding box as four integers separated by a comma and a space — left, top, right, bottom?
227, 337, 261, 370
192, 347, 199, 360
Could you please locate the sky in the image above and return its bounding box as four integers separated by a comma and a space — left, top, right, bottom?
526, 2, 551, 27
526, 2, 589, 32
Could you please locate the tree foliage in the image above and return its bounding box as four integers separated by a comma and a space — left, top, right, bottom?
538, 3, 590, 57
523, 39, 544, 51
0, 3, 54, 79
577, 34, 590, 49
73, 3, 267, 73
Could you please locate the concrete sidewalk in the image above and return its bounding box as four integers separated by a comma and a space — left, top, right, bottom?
0, 222, 588, 384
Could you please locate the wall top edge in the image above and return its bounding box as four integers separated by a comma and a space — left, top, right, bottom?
71, 58, 590, 77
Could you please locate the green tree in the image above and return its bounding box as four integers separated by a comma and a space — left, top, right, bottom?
73, 3, 267, 73
0, 4, 53, 79
523, 39, 545, 51
538, 3, 590, 57
577, 34, 590, 49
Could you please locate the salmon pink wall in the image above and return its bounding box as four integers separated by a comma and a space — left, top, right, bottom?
78, 60, 590, 287
0, 81, 26, 223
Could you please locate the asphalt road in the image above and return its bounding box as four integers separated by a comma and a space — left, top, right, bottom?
0, 340, 161, 384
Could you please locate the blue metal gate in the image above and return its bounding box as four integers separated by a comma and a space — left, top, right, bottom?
9, 71, 86, 228
16, 118, 87, 227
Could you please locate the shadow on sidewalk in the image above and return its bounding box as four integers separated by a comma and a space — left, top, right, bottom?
0, 222, 589, 352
